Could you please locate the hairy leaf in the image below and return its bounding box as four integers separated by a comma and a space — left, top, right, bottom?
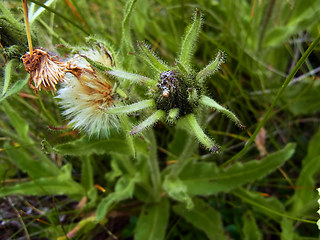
130, 110, 165, 135
138, 43, 169, 73
106, 99, 155, 114
108, 70, 157, 86
0, 77, 29, 103
1, 59, 16, 96
178, 10, 202, 71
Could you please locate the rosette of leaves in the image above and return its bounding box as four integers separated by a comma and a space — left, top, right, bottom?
106, 10, 244, 152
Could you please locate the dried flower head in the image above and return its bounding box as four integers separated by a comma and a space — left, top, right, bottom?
57, 46, 120, 137
21, 48, 67, 92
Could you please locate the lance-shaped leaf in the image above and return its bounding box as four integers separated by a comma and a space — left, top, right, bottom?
233, 188, 285, 222
96, 174, 140, 222
183, 113, 219, 152
0, 164, 84, 197
178, 10, 202, 71
179, 143, 295, 196
120, 0, 137, 55
290, 126, 320, 216
242, 211, 262, 240
108, 70, 157, 86
130, 110, 166, 135
173, 198, 226, 240
135, 197, 170, 240
1, 59, 16, 96
200, 95, 244, 128
196, 51, 225, 81
0, 77, 29, 103
106, 99, 155, 114
4, 142, 60, 178
1, 100, 31, 142
54, 137, 132, 156
138, 42, 169, 73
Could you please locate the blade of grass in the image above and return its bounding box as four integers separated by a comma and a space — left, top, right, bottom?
223, 33, 320, 166
29, 0, 90, 35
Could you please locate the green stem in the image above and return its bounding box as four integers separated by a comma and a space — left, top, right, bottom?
223, 33, 320, 166
146, 130, 161, 201
38, 97, 58, 125
168, 135, 196, 179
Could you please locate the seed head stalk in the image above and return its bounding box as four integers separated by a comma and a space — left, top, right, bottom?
22, 0, 33, 54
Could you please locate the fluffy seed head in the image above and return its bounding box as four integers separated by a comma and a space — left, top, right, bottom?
57, 47, 119, 137
21, 48, 67, 92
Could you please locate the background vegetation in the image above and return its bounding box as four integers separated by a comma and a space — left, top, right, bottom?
0, 0, 320, 239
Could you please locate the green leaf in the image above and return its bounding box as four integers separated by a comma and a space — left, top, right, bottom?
53, 137, 132, 156
0, 164, 84, 197
282, 79, 320, 116
233, 188, 285, 222
182, 114, 219, 152
0, 77, 29, 103
96, 174, 140, 222
199, 95, 243, 128
120, 0, 137, 55
130, 110, 166, 135
290, 126, 320, 216
163, 176, 193, 209
134, 197, 170, 240
81, 155, 93, 192
1, 100, 31, 142
120, 115, 136, 157
4, 142, 60, 178
138, 43, 169, 73
106, 99, 155, 114
179, 143, 296, 196
178, 10, 202, 71
173, 198, 226, 240
108, 70, 157, 86
196, 51, 225, 82
281, 218, 294, 240
1, 59, 16, 96
242, 211, 262, 240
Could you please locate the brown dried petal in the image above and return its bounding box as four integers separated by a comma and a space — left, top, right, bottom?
21, 48, 67, 92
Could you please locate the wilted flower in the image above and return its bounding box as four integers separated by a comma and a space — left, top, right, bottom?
56, 45, 120, 137
21, 48, 67, 92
